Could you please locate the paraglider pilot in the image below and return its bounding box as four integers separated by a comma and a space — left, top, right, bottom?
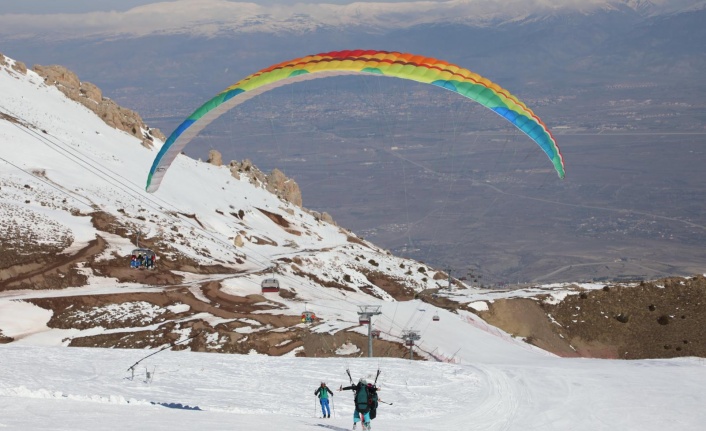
340, 378, 374, 430
315, 381, 334, 418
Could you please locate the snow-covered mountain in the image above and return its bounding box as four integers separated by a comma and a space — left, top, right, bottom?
2, 51, 706, 431
0, 0, 703, 40
0, 52, 466, 354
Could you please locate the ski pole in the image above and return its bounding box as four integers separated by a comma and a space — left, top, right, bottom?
379, 399, 393, 406
332, 395, 336, 419
314, 397, 317, 418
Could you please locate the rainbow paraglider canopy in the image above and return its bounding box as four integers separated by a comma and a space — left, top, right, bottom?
146, 50, 565, 192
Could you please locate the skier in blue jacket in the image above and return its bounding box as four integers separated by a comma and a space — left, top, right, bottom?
315, 382, 334, 418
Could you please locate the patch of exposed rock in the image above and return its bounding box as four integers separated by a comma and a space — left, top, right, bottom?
31, 64, 165, 147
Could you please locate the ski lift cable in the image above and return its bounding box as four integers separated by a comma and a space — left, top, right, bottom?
390, 301, 400, 332
4, 113, 245, 263
3, 124, 214, 264
5, 106, 426, 330
4, 97, 434, 316
4, 120, 150, 208
400, 304, 424, 331
376, 312, 409, 334
0, 154, 94, 210
409, 308, 428, 331
20, 120, 272, 274
418, 317, 434, 339
3, 106, 356, 288
18, 114, 388, 303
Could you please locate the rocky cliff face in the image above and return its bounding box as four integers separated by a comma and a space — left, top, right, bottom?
31, 63, 165, 147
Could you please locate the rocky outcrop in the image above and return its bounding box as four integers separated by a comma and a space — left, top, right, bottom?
226, 158, 337, 224
266, 168, 302, 207
12, 60, 27, 75
0, 52, 27, 75
32, 64, 166, 147
207, 150, 223, 166
310, 211, 335, 225
228, 159, 305, 209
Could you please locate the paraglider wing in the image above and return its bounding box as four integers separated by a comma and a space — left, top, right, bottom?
146, 50, 565, 192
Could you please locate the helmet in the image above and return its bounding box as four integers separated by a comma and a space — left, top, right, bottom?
359, 378, 367, 385
320, 382, 326, 385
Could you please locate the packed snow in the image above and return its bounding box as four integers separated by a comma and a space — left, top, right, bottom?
1, 344, 706, 430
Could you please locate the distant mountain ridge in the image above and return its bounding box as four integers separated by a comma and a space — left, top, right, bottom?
3, 0, 704, 95
0, 0, 704, 40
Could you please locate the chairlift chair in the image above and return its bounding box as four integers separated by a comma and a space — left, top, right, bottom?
433, 312, 440, 322
358, 315, 371, 325
405, 339, 415, 347
261, 278, 280, 293
130, 248, 157, 269
371, 329, 381, 338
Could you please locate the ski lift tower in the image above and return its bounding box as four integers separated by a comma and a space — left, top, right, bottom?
358, 305, 382, 358
445, 267, 454, 291
402, 329, 421, 360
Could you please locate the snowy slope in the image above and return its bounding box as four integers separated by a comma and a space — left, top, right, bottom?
1, 344, 705, 430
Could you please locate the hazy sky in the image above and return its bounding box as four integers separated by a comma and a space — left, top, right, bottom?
0, 1, 151, 14
0, 0, 415, 14
0, 0, 694, 14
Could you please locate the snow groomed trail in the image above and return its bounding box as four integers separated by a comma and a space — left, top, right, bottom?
1, 345, 705, 430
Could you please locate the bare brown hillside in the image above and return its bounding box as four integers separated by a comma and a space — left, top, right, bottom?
477, 275, 706, 359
